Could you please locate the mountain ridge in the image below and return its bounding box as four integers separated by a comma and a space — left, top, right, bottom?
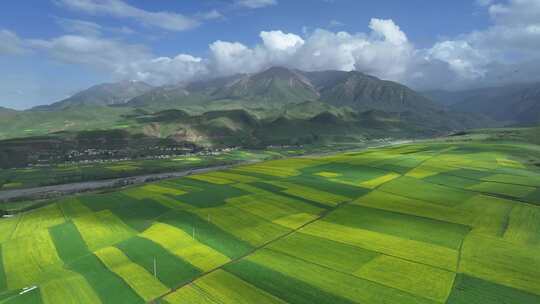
425, 82, 540, 125
33, 80, 154, 111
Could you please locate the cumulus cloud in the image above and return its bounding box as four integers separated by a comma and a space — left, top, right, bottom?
18, 18, 460, 88
121, 54, 208, 84
235, 0, 277, 9
418, 0, 540, 88
8, 0, 540, 91
426, 40, 489, 80
55, 0, 200, 31
260, 30, 305, 52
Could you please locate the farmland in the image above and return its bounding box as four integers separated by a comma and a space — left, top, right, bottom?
0, 140, 539, 303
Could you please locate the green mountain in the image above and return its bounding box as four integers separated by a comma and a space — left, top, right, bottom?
126, 67, 441, 114
303, 70, 438, 112
210, 67, 319, 104
0, 66, 496, 143
34, 80, 154, 110
127, 84, 191, 107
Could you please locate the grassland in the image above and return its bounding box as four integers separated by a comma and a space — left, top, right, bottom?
0, 140, 539, 303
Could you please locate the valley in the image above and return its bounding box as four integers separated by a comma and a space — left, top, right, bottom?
3, 1, 540, 303
0, 136, 539, 304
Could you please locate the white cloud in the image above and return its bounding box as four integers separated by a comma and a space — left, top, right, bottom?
197, 10, 223, 21
8, 0, 540, 91
368, 18, 408, 45
260, 30, 304, 52
56, 18, 103, 36
28, 35, 150, 72
235, 0, 277, 9
56, 0, 200, 31
329, 20, 345, 28
426, 40, 489, 80
0, 30, 26, 55
56, 18, 136, 36
489, 0, 540, 26
121, 54, 208, 84
209, 40, 266, 75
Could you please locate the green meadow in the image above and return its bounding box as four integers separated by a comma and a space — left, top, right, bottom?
0, 141, 539, 303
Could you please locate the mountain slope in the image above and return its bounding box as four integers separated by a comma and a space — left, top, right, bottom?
211, 67, 320, 104
303, 70, 438, 112
35, 81, 154, 110
446, 83, 540, 125
128, 67, 441, 114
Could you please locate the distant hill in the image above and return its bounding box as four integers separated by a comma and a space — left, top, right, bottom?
0, 66, 497, 142
35, 67, 448, 117
0, 106, 16, 113
34, 80, 154, 111
127, 85, 190, 107
422, 90, 480, 106
427, 83, 540, 125
210, 67, 319, 104
126, 67, 446, 117
303, 70, 438, 112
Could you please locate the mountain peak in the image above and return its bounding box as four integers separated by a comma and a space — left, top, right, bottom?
34, 80, 155, 111
258, 66, 295, 76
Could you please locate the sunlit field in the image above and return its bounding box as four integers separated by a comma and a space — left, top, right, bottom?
1, 141, 539, 304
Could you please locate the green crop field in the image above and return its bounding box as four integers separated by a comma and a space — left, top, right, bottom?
0, 141, 539, 303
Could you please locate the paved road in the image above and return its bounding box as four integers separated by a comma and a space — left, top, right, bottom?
0, 140, 410, 203
0, 164, 236, 202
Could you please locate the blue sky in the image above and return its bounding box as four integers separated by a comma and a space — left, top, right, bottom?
1, 0, 539, 109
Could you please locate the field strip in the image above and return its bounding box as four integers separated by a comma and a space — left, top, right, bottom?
151, 145, 456, 302
140, 223, 230, 272
3, 214, 22, 242
95, 246, 169, 301
152, 167, 441, 302
264, 247, 449, 303
150, 195, 353, 302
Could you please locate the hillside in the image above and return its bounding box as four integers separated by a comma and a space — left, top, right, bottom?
0, 106, 16, 113
126, 67, 440, 114
0, 67, 496, 142
210, 67, 319, 104
35, 80, 154, 111
427, 83, 540, 125
304, 70, 438, 112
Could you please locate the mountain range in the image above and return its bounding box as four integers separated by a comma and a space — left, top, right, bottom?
0, 66, 504, 145
425, 82, 540, 125
125, 67, 439, 113
33, 80, 154, 111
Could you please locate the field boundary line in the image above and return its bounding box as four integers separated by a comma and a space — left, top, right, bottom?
264, 247, 451, 302
149, 189, 362, 303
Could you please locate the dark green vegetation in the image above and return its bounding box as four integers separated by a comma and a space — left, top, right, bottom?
0, 140, 539, 303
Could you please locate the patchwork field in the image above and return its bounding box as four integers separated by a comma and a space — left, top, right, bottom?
0, 141, 539, 303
